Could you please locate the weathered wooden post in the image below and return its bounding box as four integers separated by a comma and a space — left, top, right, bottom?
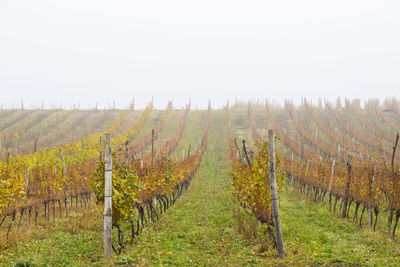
44, 164, 50, 223
59, 148, 69, 216
234, 139, 242, 165
103, 134, 112, 259
151, 129, 154, 167
368, 160, 377, 229
24, 167, 30, 195
328, 158, 336, 207
268, 130, 285, 258
242, 140, 252, 167
33, 138, 38, 154
328, 143, 339, 207
388, 133, 399, 234
125, 140, 130, 166
342, 155, 352, 218
290, 152, 294, 182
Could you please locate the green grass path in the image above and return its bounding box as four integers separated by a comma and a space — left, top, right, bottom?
279, 188, 400, 266
120, 111, 260, 266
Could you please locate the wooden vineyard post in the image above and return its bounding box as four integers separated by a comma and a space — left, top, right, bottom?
59, 148, 69, 216
328, 158, 336, 208
268, 130, 285, 258
103, 134, 112, 259
24, 167, 30, 196
342, 155, 352, 218
33, 138, 38, 154
328, 143, 339, 207
234, 139, 242, 165
125, 140, 129, 166
151, 129, 154, 167
290, 152, 294, 182
242, 140, 252, 167
388, 133, 399, 234
368, 160, 377, 229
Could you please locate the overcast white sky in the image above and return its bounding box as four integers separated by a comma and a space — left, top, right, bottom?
0, 0, 399, 109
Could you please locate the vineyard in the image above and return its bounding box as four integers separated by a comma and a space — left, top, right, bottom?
1, 99, 400, 265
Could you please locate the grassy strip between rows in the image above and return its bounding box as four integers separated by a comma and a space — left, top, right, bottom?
116, 111, 260, 266
278, 187, 400, 266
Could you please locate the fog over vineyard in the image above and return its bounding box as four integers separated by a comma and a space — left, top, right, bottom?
1, 0, 400, 108
1, 1, 400, 266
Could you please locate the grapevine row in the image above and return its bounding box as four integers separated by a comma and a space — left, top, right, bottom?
91, 104, 211, 252
0, 103, 154, 217
248, 103, 400, 236
225, 105, 283, 239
